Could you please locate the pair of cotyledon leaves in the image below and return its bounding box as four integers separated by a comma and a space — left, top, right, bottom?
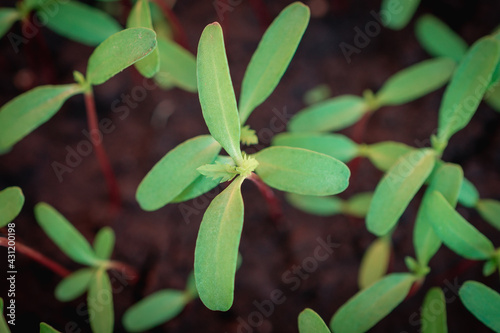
136, 2, 350, 312
0, 301, 61, 333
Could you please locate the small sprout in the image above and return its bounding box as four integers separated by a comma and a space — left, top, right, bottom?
240, 125, 259, 145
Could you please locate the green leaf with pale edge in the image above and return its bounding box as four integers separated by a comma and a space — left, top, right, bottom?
358, 236, 391, 289
458, 177, 479, 208
381, 0, 420, 30
438, 37, 500, 142
136, 135, 221, 211
0, 298, 10, 333
415, 14, 468, 63
55, 268, 94, 302
477, 199, 500, 231
376, 58, 456, 106
40, 323, 61, 333
123, 289, 187, 332
288, 95, 366, 133
427, 191, 495, 260
422, 287, 448, 333
44, 1, 121, 46
414, 163, 463, 266
127, 0, 160, 78
93, 227, 115, 260
155, 36, 197, 92
0, 84, 82, 151
88, 269, 114, 333
363, 141, 414, 172
239, 2, 310, 123
459, 281, 500, 332
367, 149, 435, 236
35, 203, 99, 266
343, 192, 373, 218
172, 175, 220, 203
298, 308, 331, 333
197, 23, 242, 164
330, 273, 416, 333
195, 176, 245, 311
87, 28, 157, 86
272, 133, 358, 162
255, 146, 350, 196
0, 9, 19, 39
0, 186, 24, 227
286, 193, 343, 216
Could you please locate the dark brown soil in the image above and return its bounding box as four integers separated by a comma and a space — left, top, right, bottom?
1, 0, 500, 332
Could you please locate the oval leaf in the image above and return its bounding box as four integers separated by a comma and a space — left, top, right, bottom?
458, 177, 479, 208
381, 0, 420, 30
239, 2, 310, 122
197, 23, 242, 164
367, 149, 435, 236
0, 9, 19, 39
87, 28, 157, 85
55, 268, 94, 302
288, 95, 367, 133
477, 199, 500, 231
272, 132, 358, 162
286, 193, 343, 216
427, 191, 495, 260
44, 1, 121, 46
0, 84, 82, 151
0, 186, 24, 227
422, 287, 448, 333
136, 135, 221, 211
376, 58, 456, 106
330, 273, 415, 333
255, 146, 350, 196
93, 227, 115, 260
362, 141, 414, 172
298, 308, 331, 333
123, 289, 187, 332
88, 269, 114, 333
343, 192, 373, 218
415, 14, 468, 63
459, 281, 500, 332
358, 236, 391, 289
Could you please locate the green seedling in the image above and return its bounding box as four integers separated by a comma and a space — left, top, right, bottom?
380, 0, 421, 30
298, 308, 331, 333
34, 202, 127, 333
459, 281, 500, 332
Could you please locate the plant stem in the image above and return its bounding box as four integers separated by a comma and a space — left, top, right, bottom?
248, 173, 283, 225
0, 237, 70, 277
107, 260, 139, 284
151, 0, 190, 50
83, 90, 122, 215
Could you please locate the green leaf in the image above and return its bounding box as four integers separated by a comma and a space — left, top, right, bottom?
55, 268, 94, 302
88, 269, 114, 333
298, 308, 331, 333
343, 192, 373, 218
197, 161, 238, 183
303, 84, 332, 105
381, 0, 420, 30
330, 273, 416, 333
0, 298, 10, 333
288, 95, 367, 133
44, 1, 121, 46
272, 133, 358, 163
458, 177, 479, 208
367, 149, 435, 236
238, 2, 310, 122
171, 175, 220, 203
286, 193, 343, 216
485, 86, 500, 112
438, 37, 500, 143
376, 58, 456, 106
197, 23, 242, 164
0, 186, 24, 227
40, 323, 61, 333
255, 146, 350, 196
93, 227, 115, 260
459, 281, 500, 332
362, 141, 414, 172
35, 203, 99, 266
136, 135, 221, 211
477, 199, 500, 231
0, 9, 19, 39
358, 236, 391, 289
87, 28, 157, 86
421, 287, 448, 333
414, 163, 463, 266
194, 176, 245, 311
415, 14, 468, 63
0, 84, 82, 151
155, 36, 197, 92
126, 0, 160, 78
123, 289, 187, 332
427, 191, 495, 260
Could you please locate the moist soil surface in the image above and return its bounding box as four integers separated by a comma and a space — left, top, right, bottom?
1, 0, 500, 332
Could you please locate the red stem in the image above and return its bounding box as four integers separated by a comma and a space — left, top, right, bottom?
107, 261, 139, 284
84, 90, 122, 215
0, 238, 70, 277
248, 173, 283, 225
151, 0, 190, 51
